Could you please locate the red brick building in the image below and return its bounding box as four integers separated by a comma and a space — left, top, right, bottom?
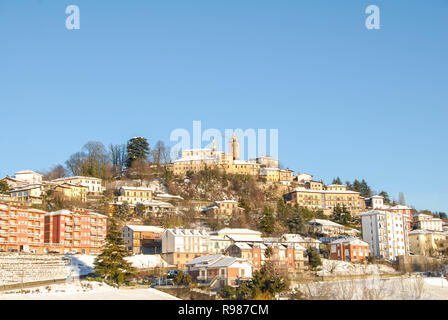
44, 209, 108, 254
0, 204, 46, 253
329, 237, 370, 262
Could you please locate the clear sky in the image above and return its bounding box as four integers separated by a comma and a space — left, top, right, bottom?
0, 0, 447, 212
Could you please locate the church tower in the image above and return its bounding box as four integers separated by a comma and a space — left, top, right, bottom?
228, 133, 240, 161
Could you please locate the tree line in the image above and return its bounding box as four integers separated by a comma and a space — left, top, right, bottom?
43, 137, 170, 181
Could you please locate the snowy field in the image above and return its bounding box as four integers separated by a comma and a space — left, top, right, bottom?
0, 281, 180, 300
292, 275, 448, 300
316, 259, 398, 276
70, 254, 173, 276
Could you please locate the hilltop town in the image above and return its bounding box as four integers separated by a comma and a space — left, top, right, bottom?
0, 135, 447, 300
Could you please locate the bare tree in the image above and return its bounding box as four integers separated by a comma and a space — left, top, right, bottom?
110, 143, 127, 174
150, 140, 170, 165
44, 165, 67, 180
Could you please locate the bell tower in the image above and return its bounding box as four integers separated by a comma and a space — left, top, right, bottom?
228, 133, 240, 161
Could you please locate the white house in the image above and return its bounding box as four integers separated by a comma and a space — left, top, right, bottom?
14, 170, 43, 184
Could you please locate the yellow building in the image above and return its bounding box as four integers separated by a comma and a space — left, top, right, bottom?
54, 183, 88, 202
172, 135, 261, 177
284, 185, 362, 215
116, 186, 153, 205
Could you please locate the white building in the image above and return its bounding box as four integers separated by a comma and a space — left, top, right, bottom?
51, 176, 104, 194
161, 228, 210, 254
412, 213, 443, 232
14, 170, 43, 184
359, 210, 409, 260
306, 219, 346, 236
161, 228, 210, 269
368, 195, 385, 209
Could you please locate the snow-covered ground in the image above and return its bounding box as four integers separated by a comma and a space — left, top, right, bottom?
69, 254, 173, 276
0, 281, 180, 300
316, 259, 397, 276
293, 275, 448, 300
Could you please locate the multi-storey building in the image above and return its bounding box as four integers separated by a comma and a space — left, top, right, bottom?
13, 170, 43, 184
53, 183, 88, 202
9, 183, 45, 203
359, 210, 408, 260
329, 237, 370, 262
293, 173, 313, 184
259, 167, 293, 184
408, 229, 446, 256
387, 205, 413, 231
365, 195, 385, 209
226, 241, 306, 271
412, 213, 443, 232
305, 219, 346, 236
44, 209, 107, 254
202, 200, 245, 219
284, 185, 362, 215
172, 135, 280, 181
51, 176, 104, 194
0, 204, 46, 253
161, 228, 210, 269
122, 225, 165, 254
116, 186, 153, 205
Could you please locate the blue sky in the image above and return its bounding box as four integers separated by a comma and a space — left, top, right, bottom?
0, 0, 447, 211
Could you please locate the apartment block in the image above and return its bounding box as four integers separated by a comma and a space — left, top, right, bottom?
359, 210, 408, 260
44, 209, 107, 254
161, 228, 210, 269
412, 213, 443, 232
123, 225, 165, 254
0, 204, 46, 253
284, 184, 362, 215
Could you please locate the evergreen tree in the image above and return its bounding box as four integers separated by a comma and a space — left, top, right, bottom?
93, 218, 135, 287
332, 177, 342, 185
117, 202, 131, 220
126, 137, 150, 168
331, 204, 352, 225
288, 205, 306, 234
276, 199, 291, 224
306, 248, 322, 270
379, 191, 391, 204
0, 180, 9, 194
259, 207, 275, 236
360, 179, 372, 198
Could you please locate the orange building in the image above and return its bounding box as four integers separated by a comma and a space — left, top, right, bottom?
329, 237, 370, 262
0, 204, 46, 253
44, 209, 108, 254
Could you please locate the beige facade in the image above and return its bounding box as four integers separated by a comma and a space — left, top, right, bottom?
203, 200, 244, 219
117, 186, 153, 205
170, 135, 290, 180
284, 186, 362, 215
51, 176, 104, 194
408, 230, 446, 256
